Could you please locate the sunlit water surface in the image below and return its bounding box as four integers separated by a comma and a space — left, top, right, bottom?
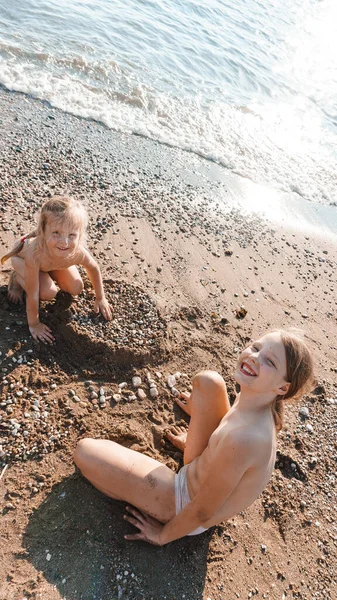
0, 0, 336, 207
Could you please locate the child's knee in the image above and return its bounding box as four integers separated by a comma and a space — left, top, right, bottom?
62, 277, 83, 296
193, 370, 225, 394
72, 278, 84, 296
74, 437, 95, 471
40, 285, 58, 301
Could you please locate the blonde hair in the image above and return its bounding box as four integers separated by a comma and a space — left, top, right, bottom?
271, 328, 314, 433
1, 196, 88, 265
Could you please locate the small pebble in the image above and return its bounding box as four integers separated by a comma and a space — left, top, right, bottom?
132, 376, 142, 388
137, 389, 146, 400
167, 375, 176, 388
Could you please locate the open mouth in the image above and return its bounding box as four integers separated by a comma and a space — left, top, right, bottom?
240, 362, 257, 376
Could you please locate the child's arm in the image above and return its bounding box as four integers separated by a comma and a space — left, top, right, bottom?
81, 248, 112, 320
25, 260, 54, 343
124, 430, 254, 545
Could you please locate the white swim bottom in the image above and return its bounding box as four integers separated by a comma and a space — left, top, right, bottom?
175, 464, 208, 536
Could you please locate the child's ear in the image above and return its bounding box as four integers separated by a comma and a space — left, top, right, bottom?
277, 382, 290, 396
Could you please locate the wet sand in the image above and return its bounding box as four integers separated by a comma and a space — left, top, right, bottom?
0, 87, 337, 600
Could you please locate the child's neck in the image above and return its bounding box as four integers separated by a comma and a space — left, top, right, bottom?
234, 389, 276, 412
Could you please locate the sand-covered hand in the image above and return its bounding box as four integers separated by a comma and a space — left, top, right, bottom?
94, 297, 112, 320
29, 322, 55, 344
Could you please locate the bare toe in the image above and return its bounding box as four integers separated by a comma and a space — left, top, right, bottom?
175, 392, 192, 416
8, 272, 23, 304
166, 426, 187, 452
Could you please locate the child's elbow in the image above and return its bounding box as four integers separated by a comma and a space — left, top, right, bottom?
195, 506, 213, 524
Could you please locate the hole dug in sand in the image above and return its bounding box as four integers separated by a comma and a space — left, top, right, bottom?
40, 279, 170, 375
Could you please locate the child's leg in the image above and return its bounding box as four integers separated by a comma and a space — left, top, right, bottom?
49, 266, 83, 296
74, 439, 176, 523
167, 370, 231, 465
10, 256, 58, 301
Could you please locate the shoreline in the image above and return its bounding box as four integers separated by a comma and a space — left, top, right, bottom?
2, 83, 337, 241
1, 87, 337, 377
1, 87, 337, 600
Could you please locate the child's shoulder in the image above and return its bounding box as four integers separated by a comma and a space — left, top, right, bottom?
222, 421, 272, 449
77, 245, 95, 265
20, 238, 39, 262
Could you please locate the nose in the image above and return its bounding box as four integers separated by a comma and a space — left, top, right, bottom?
59, 234, 68, 245
250, 350, 259, 363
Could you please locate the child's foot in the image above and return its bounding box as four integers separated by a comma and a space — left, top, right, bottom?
175, 392, 192, 416
166, 425, 187, 452
8, 272, 24, 303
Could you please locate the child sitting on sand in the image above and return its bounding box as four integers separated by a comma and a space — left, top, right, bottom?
74, 329, 314, 545
1, 196, 112, 343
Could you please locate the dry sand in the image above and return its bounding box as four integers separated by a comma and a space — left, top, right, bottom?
0, 88, 337, 600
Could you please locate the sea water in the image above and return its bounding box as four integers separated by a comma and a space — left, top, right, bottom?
0, 0, 336, 206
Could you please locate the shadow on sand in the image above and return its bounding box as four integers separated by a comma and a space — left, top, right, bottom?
22, 474, 210, 600
0, 281, 169, 381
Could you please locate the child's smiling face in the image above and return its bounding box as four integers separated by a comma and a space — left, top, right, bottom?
45, 217, 80, 257
235, 332, 290, 399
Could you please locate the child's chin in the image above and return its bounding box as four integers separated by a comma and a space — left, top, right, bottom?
235, 370, 256, 386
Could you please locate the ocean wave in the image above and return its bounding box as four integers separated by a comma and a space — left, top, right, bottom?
0, 54, 336, 206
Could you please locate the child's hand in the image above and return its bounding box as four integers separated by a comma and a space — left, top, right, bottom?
29, 322, 55, 344
94, 297, 112, 320
123, 506, 164, 546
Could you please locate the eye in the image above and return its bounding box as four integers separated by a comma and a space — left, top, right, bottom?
252, 345, 259, 351
53, 231, 59, 235
69, 233, 76, 239
267, 358, 276, 367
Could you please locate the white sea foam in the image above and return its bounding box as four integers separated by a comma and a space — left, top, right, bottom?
1, 54, 335, 206
0, 0, 336, 207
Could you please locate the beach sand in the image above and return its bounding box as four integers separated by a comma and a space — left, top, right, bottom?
0, 88, 336, 600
